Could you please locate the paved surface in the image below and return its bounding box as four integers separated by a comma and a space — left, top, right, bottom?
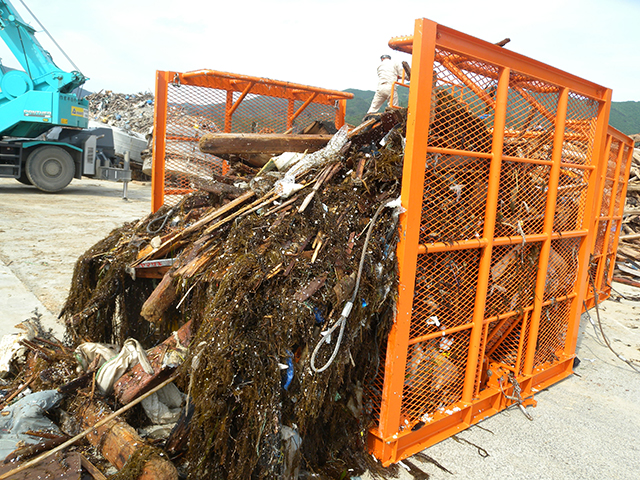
1, 177, 639, 480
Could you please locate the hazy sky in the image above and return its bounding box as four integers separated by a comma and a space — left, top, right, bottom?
1, 0, 639, 101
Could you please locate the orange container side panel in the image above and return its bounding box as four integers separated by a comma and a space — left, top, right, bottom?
151, 70, 352, 211
367, 18, 632, 466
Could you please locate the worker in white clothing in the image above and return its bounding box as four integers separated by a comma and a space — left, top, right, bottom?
367, 54, 404, 114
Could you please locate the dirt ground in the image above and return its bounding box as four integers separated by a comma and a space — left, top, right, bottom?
0, 177, 152, 318
0, 176, 639, 480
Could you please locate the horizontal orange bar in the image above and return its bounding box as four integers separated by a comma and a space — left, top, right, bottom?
418, 238, 487, 254
501, 154, 552, 166
416, 230, 587, 255
426, 146, 493, 159
408, 323, 473, 346
177, 69, 353, 105
167, 135, 198, 142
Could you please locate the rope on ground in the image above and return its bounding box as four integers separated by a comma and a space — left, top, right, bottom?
589, 271, 640, 373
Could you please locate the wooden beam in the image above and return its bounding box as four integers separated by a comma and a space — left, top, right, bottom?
199, 133, 332, 155
0, 376, 178, 480
78, 399, 178, 479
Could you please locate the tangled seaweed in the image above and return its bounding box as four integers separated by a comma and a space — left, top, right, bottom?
60, 109, 408, 478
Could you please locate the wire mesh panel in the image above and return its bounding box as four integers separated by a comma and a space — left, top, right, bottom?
420, 155, 489, 244
367, 18, 631, 466
163, 83, 226, 206
409, 249, 480, 340
401, 329, 470, 425
151, 70, 352, 210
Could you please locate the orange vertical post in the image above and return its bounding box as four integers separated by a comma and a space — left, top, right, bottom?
335, 99, 346, 129
522, 87, 568, 375
151, 70, 170, 212
224, 91, 233, 133
287, 99, 294, 130
374, 18, 437, 463
461, 66, 510, 402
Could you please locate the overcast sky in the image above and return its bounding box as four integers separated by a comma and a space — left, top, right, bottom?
1, 0, 638, 101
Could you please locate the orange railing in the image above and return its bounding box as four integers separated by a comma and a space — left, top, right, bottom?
151, 70, 352, 211
366, 18, 632, 465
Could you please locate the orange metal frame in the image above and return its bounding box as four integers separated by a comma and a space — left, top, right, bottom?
151, 70, 352, 211
584, 126, 635, 308
367, 18, 630, 465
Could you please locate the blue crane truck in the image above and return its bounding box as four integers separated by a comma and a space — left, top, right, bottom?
0, 0, 135, 192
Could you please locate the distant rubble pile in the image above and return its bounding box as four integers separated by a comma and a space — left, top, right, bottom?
85, 91, 155, 135
615, 147, 640, 286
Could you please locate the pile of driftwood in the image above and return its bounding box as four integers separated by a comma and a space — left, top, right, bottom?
615, 147, 640, 287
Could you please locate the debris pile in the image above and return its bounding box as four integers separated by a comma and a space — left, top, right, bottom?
86, 91, 155, 135
0, 109, 432, 479
615, 147, 640, 286
1, 88, 637, 478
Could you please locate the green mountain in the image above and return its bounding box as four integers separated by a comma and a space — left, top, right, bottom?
344, 88, 409, 126
344, 89, 640, 136
610, 101, 640, 136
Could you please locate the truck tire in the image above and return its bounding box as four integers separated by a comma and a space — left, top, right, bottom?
25, 146, 75, 193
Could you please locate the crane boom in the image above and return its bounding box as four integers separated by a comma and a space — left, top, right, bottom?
0, 0, 88, 138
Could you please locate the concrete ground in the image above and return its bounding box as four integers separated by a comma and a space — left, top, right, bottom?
1, 176, 639, 479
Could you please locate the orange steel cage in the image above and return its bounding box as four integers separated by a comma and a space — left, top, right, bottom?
584, 126, 635, 308
151, 70, 353, 211
366, 18, 632, 465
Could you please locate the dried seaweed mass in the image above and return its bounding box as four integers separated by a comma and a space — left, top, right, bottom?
60, 109, 410, 478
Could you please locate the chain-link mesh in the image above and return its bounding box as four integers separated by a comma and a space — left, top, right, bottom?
504, 73, 558, 160
562, 91, 599, 166
486, 312, 528, 372
495, 162, 549, 237
593, 219, 607, 257
163, 84, 226, 206
554, 165, 590, 232
534, 300, 570, 367
485, 243, 540, 318
429, 49, 497, 153
544, 238, 581, 301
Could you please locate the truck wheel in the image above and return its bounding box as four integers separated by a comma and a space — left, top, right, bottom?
25, 146, 75, 193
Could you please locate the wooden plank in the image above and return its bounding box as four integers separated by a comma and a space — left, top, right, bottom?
79, 455, 107, 480
199, 133, 332, 155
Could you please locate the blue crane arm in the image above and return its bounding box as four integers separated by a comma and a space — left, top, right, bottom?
0, 0, 86, 93
0, 0, 88, 138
